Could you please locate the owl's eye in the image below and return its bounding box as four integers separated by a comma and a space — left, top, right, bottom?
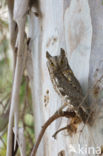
51, 62, 54, 66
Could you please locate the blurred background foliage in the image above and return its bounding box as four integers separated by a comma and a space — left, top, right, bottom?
0, 1, 34, 155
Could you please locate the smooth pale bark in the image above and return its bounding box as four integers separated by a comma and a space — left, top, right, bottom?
6, 0, 103, 155
28, 11, 43, 156
88, 0, 103, 152
29, 0, 101, 156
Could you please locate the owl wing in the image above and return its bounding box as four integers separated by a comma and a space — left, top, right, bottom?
62, 69, 83, 95
53, 72, 84, 108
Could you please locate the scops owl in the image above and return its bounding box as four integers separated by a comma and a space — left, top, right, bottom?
46, 48, 91, 123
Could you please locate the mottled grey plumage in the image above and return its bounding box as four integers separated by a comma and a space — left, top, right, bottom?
46, 48, 90, 123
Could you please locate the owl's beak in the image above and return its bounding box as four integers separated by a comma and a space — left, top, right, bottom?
46, 51, 52, 59
60, 48, 66, 57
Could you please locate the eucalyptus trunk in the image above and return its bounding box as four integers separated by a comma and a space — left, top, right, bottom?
7, 0, 103, 155
29, 0, 103, 156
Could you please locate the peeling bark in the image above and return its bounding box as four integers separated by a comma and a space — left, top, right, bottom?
6, 0, 29, 155
6, 0, 103, 155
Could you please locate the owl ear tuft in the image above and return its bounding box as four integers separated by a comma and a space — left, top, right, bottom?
46, 51, 52, 59
60, 48, 66, 57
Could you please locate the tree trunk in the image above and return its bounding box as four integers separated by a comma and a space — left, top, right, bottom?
29, 0, 103, 156
6, 0, 103, 155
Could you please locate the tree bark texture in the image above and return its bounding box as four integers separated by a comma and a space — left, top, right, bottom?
29, 0, 102, 156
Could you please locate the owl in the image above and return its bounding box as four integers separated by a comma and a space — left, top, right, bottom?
46, 48, 91, 123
